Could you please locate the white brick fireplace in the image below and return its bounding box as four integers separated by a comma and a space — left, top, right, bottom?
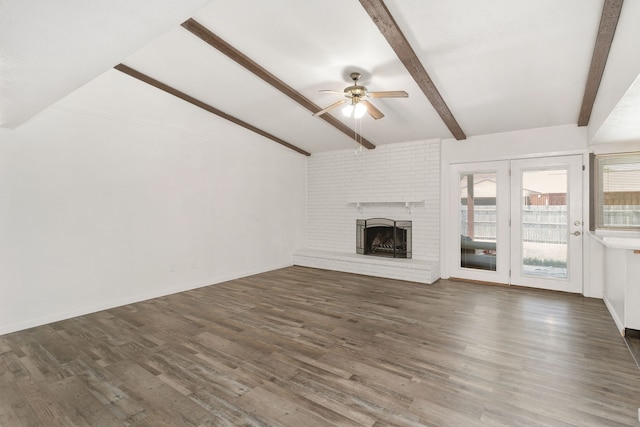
294, 139, 440, 284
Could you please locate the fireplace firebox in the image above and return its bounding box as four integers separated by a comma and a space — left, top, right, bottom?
356, 218, 412, 259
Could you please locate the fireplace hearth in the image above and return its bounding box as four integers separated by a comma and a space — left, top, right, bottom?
356, 218, 412, 259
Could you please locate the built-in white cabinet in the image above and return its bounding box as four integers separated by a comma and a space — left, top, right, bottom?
591, 232, 640, 333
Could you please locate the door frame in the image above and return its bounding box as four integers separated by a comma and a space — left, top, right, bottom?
446, 155, 584, 293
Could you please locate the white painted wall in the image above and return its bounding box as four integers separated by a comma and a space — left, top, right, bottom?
439, 125, 598, 295
441, 124, 587, 164
0, 107, 306, 335
585, 234, 605, 302
306, 139, 440, 262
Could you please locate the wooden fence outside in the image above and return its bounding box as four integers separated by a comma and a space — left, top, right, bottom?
462, 205, 640, 242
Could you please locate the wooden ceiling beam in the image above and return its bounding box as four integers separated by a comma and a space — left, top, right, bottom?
578, 0, 624, 127
181, 18, 376, 150
360, 0, 466, 140
114, 64, 310, 156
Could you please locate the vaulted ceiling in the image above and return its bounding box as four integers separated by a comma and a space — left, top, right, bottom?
2, 0, 638, 155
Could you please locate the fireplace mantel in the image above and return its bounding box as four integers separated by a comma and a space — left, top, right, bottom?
348, 200, 424, 213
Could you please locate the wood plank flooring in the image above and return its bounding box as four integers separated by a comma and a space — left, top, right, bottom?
1, 266, 639, 426
625, 330, 640, 371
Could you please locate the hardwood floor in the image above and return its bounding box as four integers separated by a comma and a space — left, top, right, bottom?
1, 266, 639, 426
625, 330, 640, 371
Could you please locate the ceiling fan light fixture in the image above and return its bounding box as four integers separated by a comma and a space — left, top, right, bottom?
353, 102, 367, 118
342, 104, 355, 117
343, 98, 367, 118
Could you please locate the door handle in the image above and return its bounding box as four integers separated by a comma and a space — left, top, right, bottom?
572, 231, 581, 236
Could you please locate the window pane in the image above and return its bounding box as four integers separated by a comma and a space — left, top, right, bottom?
597, 154, 640, 229
521, 169, 568, 279
460, 172, 497, 271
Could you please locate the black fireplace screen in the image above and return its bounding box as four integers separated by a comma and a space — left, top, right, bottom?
356, 218, 412, 259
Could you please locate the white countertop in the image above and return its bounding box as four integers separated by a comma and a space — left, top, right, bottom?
589, 231, 640, 250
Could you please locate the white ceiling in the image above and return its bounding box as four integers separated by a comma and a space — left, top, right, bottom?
0, 0, 212, 129
2, 0, 639, 154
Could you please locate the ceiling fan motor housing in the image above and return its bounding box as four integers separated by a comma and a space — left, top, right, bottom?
345, 72, 366, 99
345, 85, 367, 99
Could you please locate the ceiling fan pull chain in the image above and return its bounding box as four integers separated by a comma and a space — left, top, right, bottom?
354, 115, 363, 154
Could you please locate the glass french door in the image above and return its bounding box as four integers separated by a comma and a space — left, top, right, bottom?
450, 161, 511, 284
510, 156, 583, 292
450, 156, 583, 293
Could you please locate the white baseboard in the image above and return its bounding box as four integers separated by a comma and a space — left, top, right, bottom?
0, 262, 292, 336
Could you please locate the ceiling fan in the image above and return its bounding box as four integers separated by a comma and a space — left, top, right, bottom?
313, 72, 408, 120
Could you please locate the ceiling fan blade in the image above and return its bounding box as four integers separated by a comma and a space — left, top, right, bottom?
313, 99, 346, 117
319, 89, 345, 94
362, 100, 385, 120
367, 90, 408, 98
